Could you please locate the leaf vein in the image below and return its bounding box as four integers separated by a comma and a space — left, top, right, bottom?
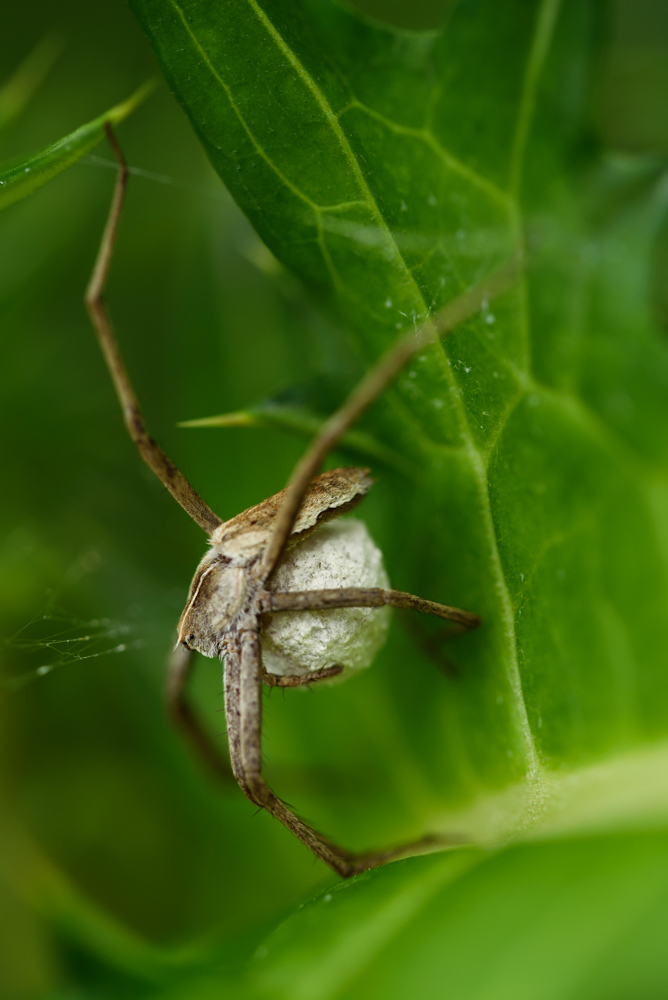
340, 99, 511, 207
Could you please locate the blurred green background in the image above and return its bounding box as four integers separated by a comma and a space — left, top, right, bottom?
1, 1, 667, 997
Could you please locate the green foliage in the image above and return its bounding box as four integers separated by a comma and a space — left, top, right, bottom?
133, 0, 668, 813
3, 0, 668, 997
254, 831, 668, 1000
178, 382, 415, 473
0, 34, 62, 132
0, 79, 153, 210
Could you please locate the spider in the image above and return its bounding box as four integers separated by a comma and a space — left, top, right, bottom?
85, 124, 518, 878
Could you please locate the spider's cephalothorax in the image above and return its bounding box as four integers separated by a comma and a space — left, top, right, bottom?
178, 468, 372, 659
84, 125, 515, 877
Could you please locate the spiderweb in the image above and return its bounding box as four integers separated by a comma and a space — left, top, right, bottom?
2, 552, 143, 690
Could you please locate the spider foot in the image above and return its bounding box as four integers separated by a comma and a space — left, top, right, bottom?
331, 831, 469, 878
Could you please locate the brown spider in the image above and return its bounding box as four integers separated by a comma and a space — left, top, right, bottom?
85, 124, 518, 878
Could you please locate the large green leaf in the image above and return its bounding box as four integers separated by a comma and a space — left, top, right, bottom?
110, 0, 668, 993
131, 0, 668, 830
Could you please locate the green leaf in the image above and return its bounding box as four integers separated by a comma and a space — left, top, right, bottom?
0, 80, 155, 210
130, 0, 668, 829
178, 381, 416, 473
252, 829, 668, 1000
124, 0, 668, 991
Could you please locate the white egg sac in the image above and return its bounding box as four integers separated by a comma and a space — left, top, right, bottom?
262, 518, 390, 678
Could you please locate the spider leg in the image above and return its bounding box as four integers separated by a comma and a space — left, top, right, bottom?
165, 643, 233, 783
226, 630, 463, 877
225, 630, 352, 874
260, 588, 480, 630
258, 258, 521, 583
261, 664, 344, 687
84, 124, 222, 535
